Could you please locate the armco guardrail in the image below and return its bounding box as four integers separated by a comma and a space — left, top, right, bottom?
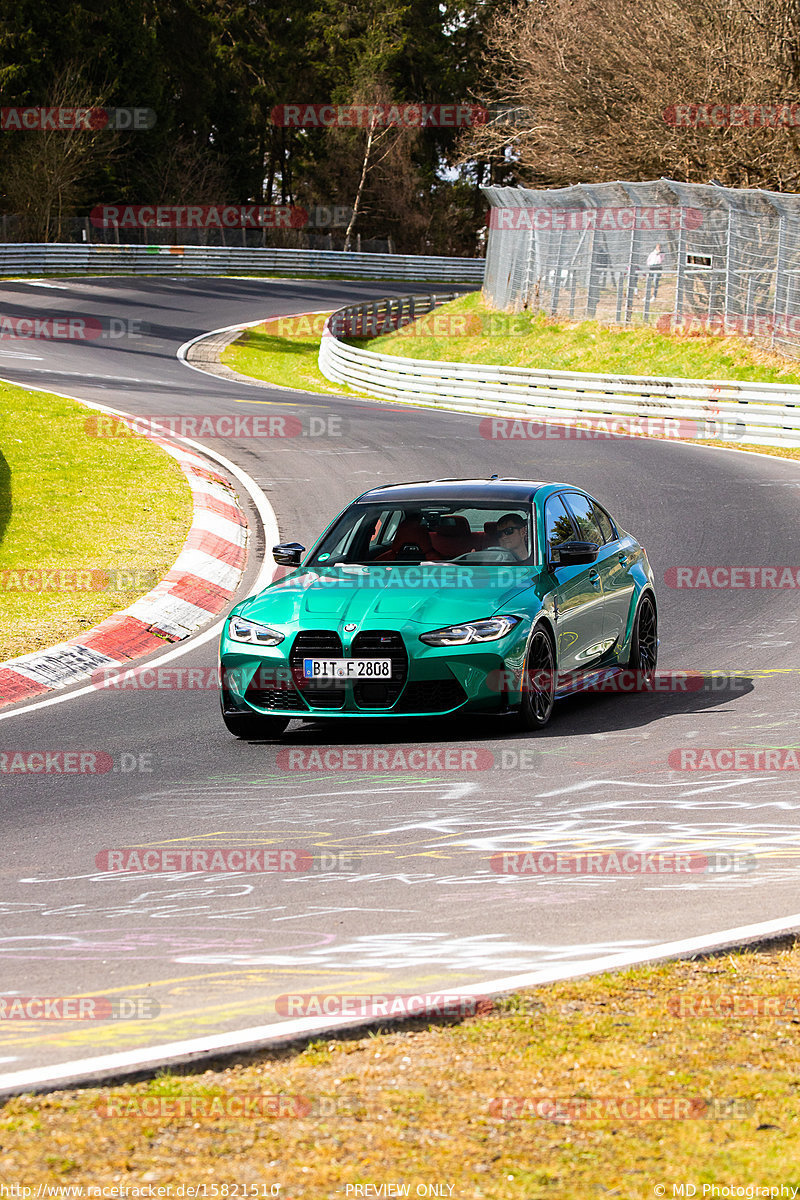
318, 294, 800, 448
0, 242, 485, 284
327, 291, 460, 337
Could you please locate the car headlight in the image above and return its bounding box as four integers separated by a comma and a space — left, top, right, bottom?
419, 615, 521, 646
227, 616, 285, 646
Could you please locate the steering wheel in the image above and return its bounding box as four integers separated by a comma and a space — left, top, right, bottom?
447, 548, 518, 564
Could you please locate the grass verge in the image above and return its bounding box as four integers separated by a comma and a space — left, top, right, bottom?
221, 312, 354, 395
2, 940, 800, 1194
0, 382, 193, 661
369, 291, 800, 383
221, 295, 800, 463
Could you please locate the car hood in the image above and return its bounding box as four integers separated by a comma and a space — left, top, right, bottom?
236, 564, 541, 630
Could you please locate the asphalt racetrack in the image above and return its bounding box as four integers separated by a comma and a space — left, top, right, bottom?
1, 275, 799, 1091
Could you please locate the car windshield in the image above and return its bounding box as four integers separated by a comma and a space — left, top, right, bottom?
308, 501, 536, 566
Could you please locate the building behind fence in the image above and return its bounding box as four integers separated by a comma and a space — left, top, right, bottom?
482, 179, 800, 358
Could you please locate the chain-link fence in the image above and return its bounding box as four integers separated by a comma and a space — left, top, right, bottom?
482, 179, 800, 358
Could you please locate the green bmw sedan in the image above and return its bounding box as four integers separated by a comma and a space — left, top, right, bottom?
219, 477, 657, 738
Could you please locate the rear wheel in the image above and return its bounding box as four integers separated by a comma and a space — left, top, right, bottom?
628, 594, 658, 690
518, 625, 557, 730
221, 705, 289, 740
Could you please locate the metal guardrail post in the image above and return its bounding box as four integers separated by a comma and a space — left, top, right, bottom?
773, 213, 787, 349
724, 207, 734, 325
624, 218, 637, 325
675, 221, 686, 325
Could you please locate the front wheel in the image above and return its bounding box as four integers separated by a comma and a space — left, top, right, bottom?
517, 625, 557, 730
221, 707, 289, 740
627, 594, 658, 690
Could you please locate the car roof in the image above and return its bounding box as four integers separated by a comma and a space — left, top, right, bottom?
355, 478, 559, 505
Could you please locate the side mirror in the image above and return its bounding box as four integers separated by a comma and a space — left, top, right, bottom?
273, 542, 306, 567
552, 540, 599, 567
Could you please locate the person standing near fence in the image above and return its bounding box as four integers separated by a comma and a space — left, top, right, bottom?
646, 242, 663, 299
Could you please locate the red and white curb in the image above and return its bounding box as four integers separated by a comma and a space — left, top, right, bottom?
0, 427, 249, 708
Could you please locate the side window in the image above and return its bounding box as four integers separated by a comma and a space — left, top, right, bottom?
563, 493, 605, 545
544, 495, 576, 559
591, 503, 617, 544
372, 509, 402, 549
367, 509, 398, 551
320, 517, 362, 561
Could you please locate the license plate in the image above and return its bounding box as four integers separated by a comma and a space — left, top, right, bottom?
302, 658, 391, 679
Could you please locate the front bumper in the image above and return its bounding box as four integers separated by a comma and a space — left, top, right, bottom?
220, 627, 528, 719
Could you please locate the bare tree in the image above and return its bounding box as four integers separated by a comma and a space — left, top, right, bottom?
139, 138, 229, 206
336, 85, 421, 251
1, 63, 117, 240
458, 0, 800, 190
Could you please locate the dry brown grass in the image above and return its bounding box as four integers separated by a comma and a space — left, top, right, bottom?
3, 942, 800, 1196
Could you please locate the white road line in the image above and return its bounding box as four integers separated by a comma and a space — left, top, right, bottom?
1, 908, 799, 1095
176, 310, 339, 392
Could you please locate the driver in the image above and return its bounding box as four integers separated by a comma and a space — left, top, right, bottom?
496, 513, 532, 562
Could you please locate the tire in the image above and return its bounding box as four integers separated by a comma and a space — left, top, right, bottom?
221, 706, 289, 740
517, 624, 557, 730
627, 593, 658, 691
